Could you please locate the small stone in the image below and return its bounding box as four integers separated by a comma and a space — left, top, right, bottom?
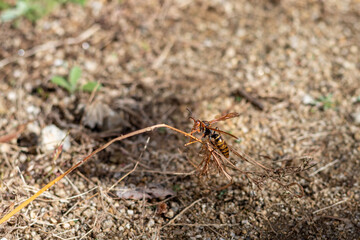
26, 105, 41, 116
27, 122, 41, 135
103, 219, 114, 230
85, 60, 98, 73
82, 209, 93, 218
50, 217, 58, 224
7, 91, 17, 101
54, 59, 64, 66
19, 154, 27, 162
0, 144, 11, 153
225, 47, 236, 58
56, 188, 67, 198
127, 210, 134, 216
40, 125, 71, 152
62, 222, 70, 229
302, 94, 316, 105
170, 202, 179, 212
352, 111, 360, 125
82, 42, 90, 50
147, 218, 155, 227
165, 209, 174, 218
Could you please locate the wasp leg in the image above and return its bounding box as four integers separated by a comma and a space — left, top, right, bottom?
187, 128, 201, 144
185, 139, 199, 146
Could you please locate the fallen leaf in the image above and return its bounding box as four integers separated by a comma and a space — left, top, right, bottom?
116, 185, 175, 200
0, 121, 30, 143
82, 101, 115, 129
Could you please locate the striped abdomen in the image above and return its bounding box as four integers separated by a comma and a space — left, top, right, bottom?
212, 134, 230, 158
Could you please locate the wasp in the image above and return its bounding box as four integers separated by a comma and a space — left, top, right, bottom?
187, 110, 240, 158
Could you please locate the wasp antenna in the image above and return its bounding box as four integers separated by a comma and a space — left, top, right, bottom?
186, 107, 193, 116
186, 107, 197, 121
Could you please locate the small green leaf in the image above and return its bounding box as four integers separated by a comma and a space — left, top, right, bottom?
172, 184, 181, 192
69, 66, 82, 91
51, 76, 72, 92
235, 96, 242, 102
81, 81, 102, 92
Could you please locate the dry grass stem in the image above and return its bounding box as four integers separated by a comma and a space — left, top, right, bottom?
161, 198, 203, 228
0, 124, 201, 225
312, 198, 349, 214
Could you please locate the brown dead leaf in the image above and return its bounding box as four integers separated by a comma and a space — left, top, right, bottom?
116, 186, 175, 200
0, 121, 30, 143
82, 101, 114, 129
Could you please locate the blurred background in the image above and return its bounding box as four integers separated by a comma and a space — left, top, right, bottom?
0, 0, 359, 239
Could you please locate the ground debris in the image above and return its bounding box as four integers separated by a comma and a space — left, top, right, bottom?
116, 185, 175, 200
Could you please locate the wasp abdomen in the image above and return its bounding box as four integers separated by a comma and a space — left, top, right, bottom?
213, 134, 230, 158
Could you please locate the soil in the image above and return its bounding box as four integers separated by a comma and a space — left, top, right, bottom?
1, 0, 360, 239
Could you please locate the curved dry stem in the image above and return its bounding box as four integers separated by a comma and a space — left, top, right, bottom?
0, 124, 202, 225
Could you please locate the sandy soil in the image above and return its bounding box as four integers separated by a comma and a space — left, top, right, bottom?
0, 0, 360, 239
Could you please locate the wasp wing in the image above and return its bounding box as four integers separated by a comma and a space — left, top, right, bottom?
208, 112, 240, 124
205, 126, 239, 139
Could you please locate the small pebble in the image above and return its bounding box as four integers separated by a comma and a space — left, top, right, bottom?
26, 105, 40, 116
147, 219, 155, 227
85, 60, 98, 73
352, 111, 360, 125
40, 125, 71, 152
82, 209, 93, 218
302, 94, 316, 105
7, 91, 17, 101
62, 222, 70, 229
103, 219, 114, 230
165, 209, 174, 218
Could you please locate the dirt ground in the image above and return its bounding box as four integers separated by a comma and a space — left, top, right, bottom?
1, 0, 360, 239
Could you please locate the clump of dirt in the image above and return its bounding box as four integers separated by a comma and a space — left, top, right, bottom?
1, 0, 360, 239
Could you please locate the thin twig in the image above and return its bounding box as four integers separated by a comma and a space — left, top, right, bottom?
235, 89, 264, 110
161, 198, 203, 228
312, 198, 349, 214
310, 159, 339, 176
0, 124, 201, 225
152, 38, 175, 68
108, 162, 139, 192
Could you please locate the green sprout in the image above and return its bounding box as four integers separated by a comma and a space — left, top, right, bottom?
51, 66, 102, 94
235, 96, 243, 102
172, 184, 181, 192
317, 94, 335, 110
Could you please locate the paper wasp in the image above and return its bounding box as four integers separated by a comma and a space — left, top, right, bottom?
186, 109, 240, 158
